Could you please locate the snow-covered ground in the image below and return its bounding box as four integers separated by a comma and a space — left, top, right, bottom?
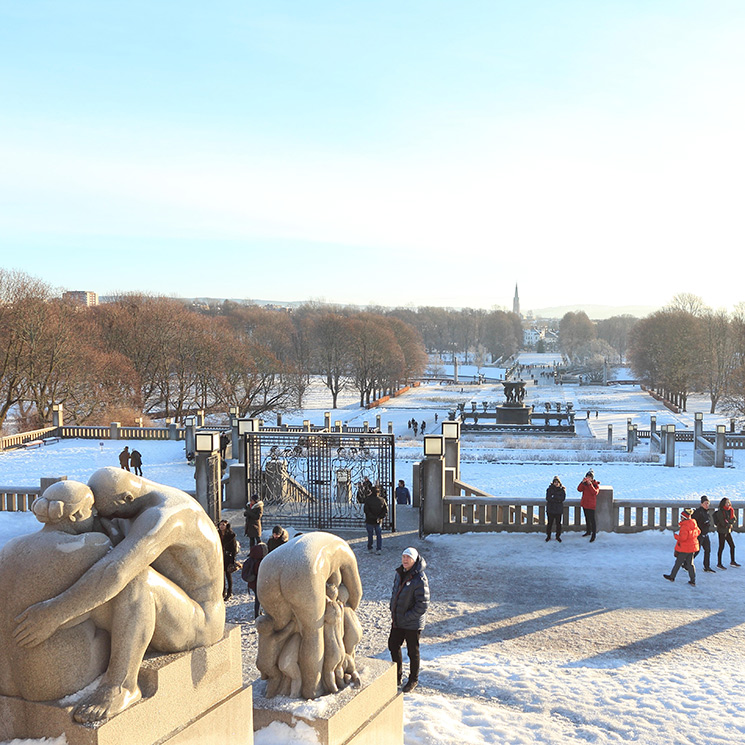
2, 355, 744, 745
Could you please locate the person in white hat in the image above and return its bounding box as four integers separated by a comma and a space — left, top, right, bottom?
388, 547, 429, 693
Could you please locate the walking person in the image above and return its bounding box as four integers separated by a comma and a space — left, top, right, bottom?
241, 541, 268, 619
395, 479, 411, 506
243, 493, 264, 547
692, 496, 715, 573
577, 470, 600, 542
545, 476, 566, 542
118, 446, 130, 471
388, 547, 430, 693
664, 508, 701, 585
364, 485, 388, 554
217, 519, 239, 600
714, 497, 740, 569
129, 449, 143, 477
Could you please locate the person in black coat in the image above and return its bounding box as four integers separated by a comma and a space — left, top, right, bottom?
129, 449, 143, 477
364, 485, 388, 553
244, 494, 264, 546
545, 476, 566, 542
388, 547, 430, 693
218, 519, 239, 600
692, 495, 715, 573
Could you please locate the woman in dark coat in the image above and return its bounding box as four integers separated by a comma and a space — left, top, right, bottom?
714, 497, 740, 569
217, 519, 239, 600
545, 476, 566, 542
388, 547, 430, 693
242, 542, 269, 618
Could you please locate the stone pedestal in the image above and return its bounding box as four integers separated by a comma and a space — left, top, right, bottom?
0, 625, 253, 745
253, 657, 402, 745
495, 404, 531, 425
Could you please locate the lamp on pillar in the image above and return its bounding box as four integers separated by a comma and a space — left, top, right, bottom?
423, 435, 444, 458
441, 419, 460, 479
194, 431, 221, 522
238, 418, 258, 436
195, 430, 220, 454
441, 420, 460, 440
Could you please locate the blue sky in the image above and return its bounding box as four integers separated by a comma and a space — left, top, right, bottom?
1, 1, 744, 312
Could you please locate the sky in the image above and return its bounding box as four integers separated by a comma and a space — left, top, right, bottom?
1, 1, 745, 313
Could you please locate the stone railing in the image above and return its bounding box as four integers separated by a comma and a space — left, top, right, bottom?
437, 477, 744, 534
0, 487, 39, 512
0, 427, 58, 451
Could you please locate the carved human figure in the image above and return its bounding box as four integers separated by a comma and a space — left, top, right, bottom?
13, 467, 225, 723
0, 481, 112, 702
256, 532, 363, 699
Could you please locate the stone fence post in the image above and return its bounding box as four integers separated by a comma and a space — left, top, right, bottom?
596, 485, 614, 532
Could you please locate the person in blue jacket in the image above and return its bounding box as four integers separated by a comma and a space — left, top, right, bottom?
388, 547, 430, 693
395, 479, 411, 505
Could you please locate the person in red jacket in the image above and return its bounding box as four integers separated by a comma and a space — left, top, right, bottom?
664, 508, 701, 585
577, 470, 600, 542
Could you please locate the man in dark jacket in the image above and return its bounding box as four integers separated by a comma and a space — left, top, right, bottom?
244, 494, 264, 546
267, 525, 289, 552
389, 547, 429, 692
693, 495, 715, 573
395, 480, 411, 506
545, 476, 566, 542
364, 485, 388, 554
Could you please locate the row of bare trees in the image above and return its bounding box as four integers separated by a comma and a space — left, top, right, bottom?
0, 271, 428, 432
628, 295, 745, 416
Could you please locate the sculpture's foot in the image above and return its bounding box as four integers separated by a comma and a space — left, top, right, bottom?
73, 683, 142, 723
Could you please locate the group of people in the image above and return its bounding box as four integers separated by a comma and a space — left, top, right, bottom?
664, 496, 740, 585
117, 446, 143, 476
544, 470, 600, 542
218, 484, 429, 695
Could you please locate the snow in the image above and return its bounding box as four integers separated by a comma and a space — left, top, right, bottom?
2, 356, 744, 744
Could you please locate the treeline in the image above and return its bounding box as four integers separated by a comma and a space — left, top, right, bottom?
0, 270, 431, 431
387, 307, 524, 364
557, 294, 745, 418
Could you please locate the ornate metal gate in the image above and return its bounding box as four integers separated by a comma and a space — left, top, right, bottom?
243, 430, 396, 531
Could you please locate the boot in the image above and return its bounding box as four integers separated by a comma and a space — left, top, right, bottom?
402, 678, 418, 693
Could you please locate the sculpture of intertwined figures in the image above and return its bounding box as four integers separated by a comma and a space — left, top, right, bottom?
1, 468, 225, 723
256, 532, 363, 699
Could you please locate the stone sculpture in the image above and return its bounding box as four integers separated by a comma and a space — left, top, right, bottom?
0, 481, 112, 702
256, 532, 363, 699
10, 467, 225, 723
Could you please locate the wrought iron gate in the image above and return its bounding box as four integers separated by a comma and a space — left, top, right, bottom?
243, 430, 396, 531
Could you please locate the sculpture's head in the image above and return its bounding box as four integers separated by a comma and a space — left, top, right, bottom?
88, 467, 144, 518
32, 480, 96, 534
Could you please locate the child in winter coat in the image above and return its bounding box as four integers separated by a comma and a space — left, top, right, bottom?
664, 508, 701, 585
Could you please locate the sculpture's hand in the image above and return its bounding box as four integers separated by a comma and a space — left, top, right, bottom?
14, 599, 61, 648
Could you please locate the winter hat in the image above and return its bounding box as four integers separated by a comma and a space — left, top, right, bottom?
682, 508, 694, 518
402, 547, 419, 562
700, 495, 709, 504
585, 470, 594, 478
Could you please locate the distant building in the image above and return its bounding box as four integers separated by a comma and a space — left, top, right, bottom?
513, 284, 520, 317
63, 290, 99, 307
523, 327, 545, 347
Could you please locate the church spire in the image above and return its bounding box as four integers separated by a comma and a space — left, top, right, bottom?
513, 284, 520, 317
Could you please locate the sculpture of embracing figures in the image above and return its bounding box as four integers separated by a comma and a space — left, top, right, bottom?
256, 532, 364, 700
0, 467, 225, 723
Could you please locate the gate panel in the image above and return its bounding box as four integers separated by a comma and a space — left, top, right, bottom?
243, 431, 395, 531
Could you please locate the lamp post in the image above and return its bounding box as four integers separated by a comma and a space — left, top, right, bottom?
442, 420, 461, 479
194, 430, 221, 522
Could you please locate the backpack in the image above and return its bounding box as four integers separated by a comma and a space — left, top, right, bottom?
241, 556, 257, 583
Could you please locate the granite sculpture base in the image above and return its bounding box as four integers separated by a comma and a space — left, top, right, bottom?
252, 657, 402, 745
0, 625, 253, 745
495, 404, 531, 425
